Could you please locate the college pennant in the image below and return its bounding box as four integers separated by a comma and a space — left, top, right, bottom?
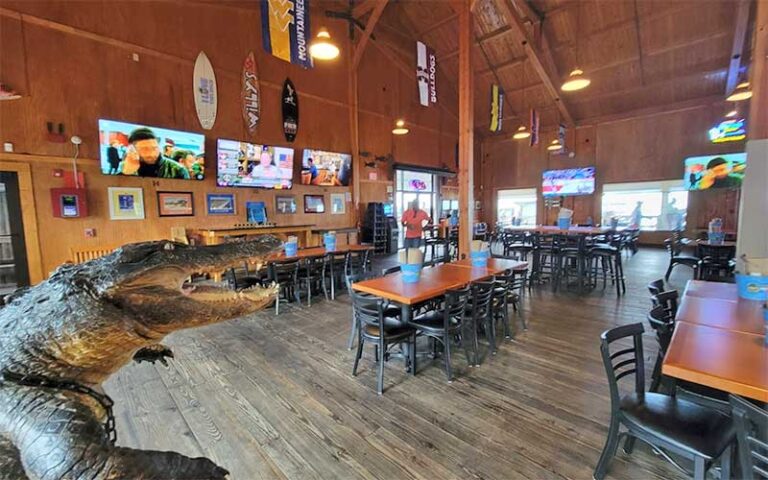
489, 84, 504, 133
530, 108, 540, 146
260, 0, 312, 68
417, 41, 437, 107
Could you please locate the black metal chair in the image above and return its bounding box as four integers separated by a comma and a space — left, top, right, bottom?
697, 243, 736, 282
531, 233, 559, 285
491, 269, 528, 341
410, 286, 471, 382
647, 278, 666, 297
651, 290, 679, 318
729, 394, 768, 479
268, 260, 300, 315
466, 281, 495, 366
345, 249, 370, 277
594, 323, 735, 480
301, 255, 328, 306
350, 288, 416, 395
381, 265, 401, 276
224, 264, 266, 291
345, 272, 400, 350
323, 252, 349, 299
646, 305, 675, 393
588, 242, 626, 296
502, 232, 533, 261
555, 234, 588, 292
664, 232, 699, 281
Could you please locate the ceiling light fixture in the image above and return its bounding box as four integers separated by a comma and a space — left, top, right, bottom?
392, 119, 409, 135
547, 139, 563, 151
512, 125, 531, 140
725, 109, 739, 118
309, 28, 340, 61
726, 82, 752, 102
561, 68, 591, 92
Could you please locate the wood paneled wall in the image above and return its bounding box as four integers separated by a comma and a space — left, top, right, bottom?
0, 1, 458, 276
480, 102, 746, 238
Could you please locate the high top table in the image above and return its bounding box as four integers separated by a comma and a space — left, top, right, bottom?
662, 281, 767, 402
504, 225, 613, 235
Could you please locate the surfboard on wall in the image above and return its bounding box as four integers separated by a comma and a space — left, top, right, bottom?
282, 78, 299, 142
193, 51, 217, 130
241, 52, 260, 134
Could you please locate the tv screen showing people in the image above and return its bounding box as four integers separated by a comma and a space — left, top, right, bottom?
217, 139, 294, 189
301, 149, 352, 186
98, 119, 205, 180
542, 167, 596, 197
684, 153, 746, 190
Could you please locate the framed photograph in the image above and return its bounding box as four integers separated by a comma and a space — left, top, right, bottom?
330, 193, 345, 215
304, 194, 325, 214
275, 195, 297, 214
108, 187, 145, 220
206, 193, 236, 215
246, 201, 268, 224
157, 191, 194, 217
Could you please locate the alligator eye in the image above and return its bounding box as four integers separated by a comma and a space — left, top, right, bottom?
164, 242, 175, 251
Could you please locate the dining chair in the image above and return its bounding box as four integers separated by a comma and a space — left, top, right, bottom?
697, 244, 736, 282
301, 255, 328, 306
268, 260, 300, 315
466, 281, 495, 365
664, 232, 699, 281
729, 394, 768, 479
646, 305, 675, 393
381, 265, 401, 276
345, 272, 400, 350
325, 252, 349, 299
651, 290, 679, 318
647, 278, 666, 297
588, 242, 626, 296
410, 286, 471, 382
594, 323, 735, 480
350, 288, 416, 395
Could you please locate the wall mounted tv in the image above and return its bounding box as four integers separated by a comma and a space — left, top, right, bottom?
684, 153, 746, 190
217, 139, 294, 189
98, 119, 205, 180
301, 149, 352, 186
542, 167, 596, 197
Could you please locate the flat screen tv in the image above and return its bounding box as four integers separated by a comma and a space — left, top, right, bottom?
217, 139, 293, 189
301, 149, 352, 186
542, 167, 596, 197
98, 119, 205, 180
684, 153, 746, 190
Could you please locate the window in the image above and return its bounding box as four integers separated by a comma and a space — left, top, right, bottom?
497, 188, 537, 226
601, 180, 688, 231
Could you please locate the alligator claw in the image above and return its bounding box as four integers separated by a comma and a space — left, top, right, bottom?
133, 344, 174, 366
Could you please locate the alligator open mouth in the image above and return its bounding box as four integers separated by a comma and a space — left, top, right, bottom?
180, 282, 278, 304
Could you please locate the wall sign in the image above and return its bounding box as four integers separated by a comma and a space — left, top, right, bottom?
261, 0, 312, 68
282, 78, 299, 142
417, 41, 437, 107
193, 51, 217, 130
708, 118, 746, 143
530, 108, 540, 146
241, 52, 260, 134
489, 84, 504, 133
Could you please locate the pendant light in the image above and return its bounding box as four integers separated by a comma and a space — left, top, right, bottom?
561, 3, 590, 92
726, 82, 752, 102
512, 125, 531, 140
547, 139, 563, 151
392, 119, 409, 135
309, 28, 340, 61
725, 108, 739, 118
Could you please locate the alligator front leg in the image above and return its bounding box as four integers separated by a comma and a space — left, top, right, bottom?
0, 434, 29, 480
133, 344, 174, 366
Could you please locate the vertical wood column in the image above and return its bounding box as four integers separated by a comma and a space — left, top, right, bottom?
737, 1, 768, 261
458, 0, 474, 259
349, 64, 361, 225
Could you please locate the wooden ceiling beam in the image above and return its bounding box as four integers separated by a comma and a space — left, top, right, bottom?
352, 0, 379, 19
419, 12, 458, 36
725, 0, 752, 95
352, 0, 388, 70
438, 25, 512, 62
477, 55, 526, 76
493, 0, 574, 126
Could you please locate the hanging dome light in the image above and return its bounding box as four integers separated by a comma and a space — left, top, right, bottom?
726, 82, 752, 102
725, 109, 739, 118
392, 119, 409, 135
309, 28, 340, 61
547, 139, 563, 151
512, 125, 531, 140
561, 68, 591, 92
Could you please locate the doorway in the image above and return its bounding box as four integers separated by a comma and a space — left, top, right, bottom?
394, 169, 438, 248
0, 171, 30, 295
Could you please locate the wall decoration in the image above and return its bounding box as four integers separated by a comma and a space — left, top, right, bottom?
489, 84, 504, 133
416, 41, 437, 107
193, 51, 218, 130
275, 195, 297, 214
206, 193, 236, 215
708, 118, 746, 143
108, 187, 145, 220
304, 194, 325, 213
261, 0, 312, 68
558, 123, 567, 152
529, 108, 540, 146
158, 191, 194, 217
241, 52, 261, 134
246, 201, 268, 224
282, 78, 299, 142
330, 193, 345, 214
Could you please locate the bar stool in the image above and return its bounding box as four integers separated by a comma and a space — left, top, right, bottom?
588, 242, 626, 296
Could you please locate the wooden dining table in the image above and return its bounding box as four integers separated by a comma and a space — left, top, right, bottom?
662, 280, 767, 402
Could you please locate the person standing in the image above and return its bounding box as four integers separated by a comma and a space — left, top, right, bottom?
401, 199, 431, 249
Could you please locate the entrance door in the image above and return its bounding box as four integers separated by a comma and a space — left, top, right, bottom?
0, 172, 29, 295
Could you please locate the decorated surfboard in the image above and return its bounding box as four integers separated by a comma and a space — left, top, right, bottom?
193, 51, 217, 130
241, 52, 260, 134
282, 78, 299, 142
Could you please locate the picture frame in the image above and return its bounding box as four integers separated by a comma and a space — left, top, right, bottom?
245, 201, 268, 224
275, 195, 297, 214
157, 191, 194, 217
206, 193, 236, 215
108, 187, 145, 220
304, 194, 325, 214
330, 193, 345, 215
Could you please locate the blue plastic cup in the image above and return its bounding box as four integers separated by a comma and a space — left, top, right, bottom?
736, 274, 768, 301
284, 241, 298, 257
470, 250, 489, 267
401, 263, 422, 283
324, 233, 337, 252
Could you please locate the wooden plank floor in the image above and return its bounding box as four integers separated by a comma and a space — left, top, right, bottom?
106, 248, 694, 480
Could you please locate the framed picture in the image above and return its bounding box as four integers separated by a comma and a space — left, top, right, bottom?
246, 201, 268, 224
330, 193, 345, 214
108, 187, 145, 220
275, 195, 297, 214
304, 194, 325, 214
206, 193, 236, 215
157, 191, 194, 217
